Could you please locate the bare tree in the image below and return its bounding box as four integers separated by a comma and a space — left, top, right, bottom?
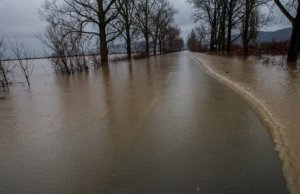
39, 21, 89, 75
187, 25, 208, 52
189, 0, 271, 55
188, 0, 222, 52
133, 0, 158, 57
115, 0, 135, 60
150, 0, 177, 55
187, 29, 198, 51
195, 25, 208, 49
226, 0, 243, 53
9, 40, 34, 88
274, 0, 300, 64
241, 0, 259, 56
161, 25, 184, 53
0, 36, 13, 90
42, 0, 123, 66
40, 23, 71, 74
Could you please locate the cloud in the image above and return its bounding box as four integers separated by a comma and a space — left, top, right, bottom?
172, 0, 195, 40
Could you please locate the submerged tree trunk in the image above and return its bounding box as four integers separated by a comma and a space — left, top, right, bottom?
122, 0, 132, 61
210, 24, 216, 52
98, 0, 109, 66
0, 63, 9, 89
126, 25, 132, 60
153, 32, 158, 56
100, 35, 109, 65
287, 24, 300, 63
226, 0, 235, 54
145, 32, 150, 57
145, 1, 150, 58
159, 39, 162, 54
227, 24, 232, 54
243, 3, 250, 56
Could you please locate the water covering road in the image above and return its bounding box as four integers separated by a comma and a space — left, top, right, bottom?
0, 52, 287, 193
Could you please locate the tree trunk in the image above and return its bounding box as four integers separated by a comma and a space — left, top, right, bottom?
100, 35, 109, 65
153, 40, 156, 55
221, 3, 226, 53
210, 6, 218, 52
210, 24, 217, 52
159, 39, 162, 54
227, 24, 232, 54
287, 24, 300, 64
210, 29, 215, 52
227, 1, 234, 54
145, 1, 150, 58
98, 0, 109, 66
0, 63, 9, 89
61, 54, 71, 75
145, 32, 150, 57
125, 25, 132, 60
287, 6, 300, 64
243, 19, 249, 56
243, 0, 252, 57
153, 26, 159, 56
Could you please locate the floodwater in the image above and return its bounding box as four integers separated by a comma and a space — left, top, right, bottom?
0, 52, 287, 193
191, 52, 300, 193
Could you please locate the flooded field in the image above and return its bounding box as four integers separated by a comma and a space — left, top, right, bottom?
0, 52, 287, 193
191, 52, 300, 193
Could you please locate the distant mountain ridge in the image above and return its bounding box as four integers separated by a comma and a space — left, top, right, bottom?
257, 27, 292, 42
233, 27, 292, 44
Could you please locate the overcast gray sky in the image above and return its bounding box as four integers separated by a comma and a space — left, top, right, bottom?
0, 0, 291, 57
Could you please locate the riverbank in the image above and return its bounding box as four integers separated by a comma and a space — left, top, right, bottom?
190, 52, 300, 193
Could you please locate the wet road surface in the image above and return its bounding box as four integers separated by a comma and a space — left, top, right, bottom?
0, 52, 288, 193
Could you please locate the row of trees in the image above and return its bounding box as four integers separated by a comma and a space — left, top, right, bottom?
41, 0, 184, 72
187, 0, 270, 56
187, 26, 207, 52
188, 0, 300, 64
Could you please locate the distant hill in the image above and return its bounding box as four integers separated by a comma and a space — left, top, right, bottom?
257, 27, 292, 42
233, 27, 292, 44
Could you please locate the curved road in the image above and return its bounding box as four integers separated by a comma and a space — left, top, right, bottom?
0, 52, 288, 193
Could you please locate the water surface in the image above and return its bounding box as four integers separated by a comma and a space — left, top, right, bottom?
0, 52, 287, 193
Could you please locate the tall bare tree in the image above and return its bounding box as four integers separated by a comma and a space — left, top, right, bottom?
226, 0, 243, 53
115, 0, 135, 59
187, 26, 208, 52
161, 25, 183, 53
40, 22, 89, 74
274, 0, 300, 64
188, 0, 222, 52
189, 0, 270, 55
10, 40, 34, 87
133, 0, 158, 57
42, 0, 123, 66
241, 0, 258, 56
187, 29, 198, 51
151, 0, 176, 55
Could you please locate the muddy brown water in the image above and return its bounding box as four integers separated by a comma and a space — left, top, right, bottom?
191, 52, 300, 193
0, 52, 288, 193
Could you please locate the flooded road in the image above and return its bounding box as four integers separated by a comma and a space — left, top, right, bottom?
191, 52, 300, 193
0, 52, 287, 193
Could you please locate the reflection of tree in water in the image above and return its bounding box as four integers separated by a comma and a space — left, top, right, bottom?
101, 66, 115, 129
